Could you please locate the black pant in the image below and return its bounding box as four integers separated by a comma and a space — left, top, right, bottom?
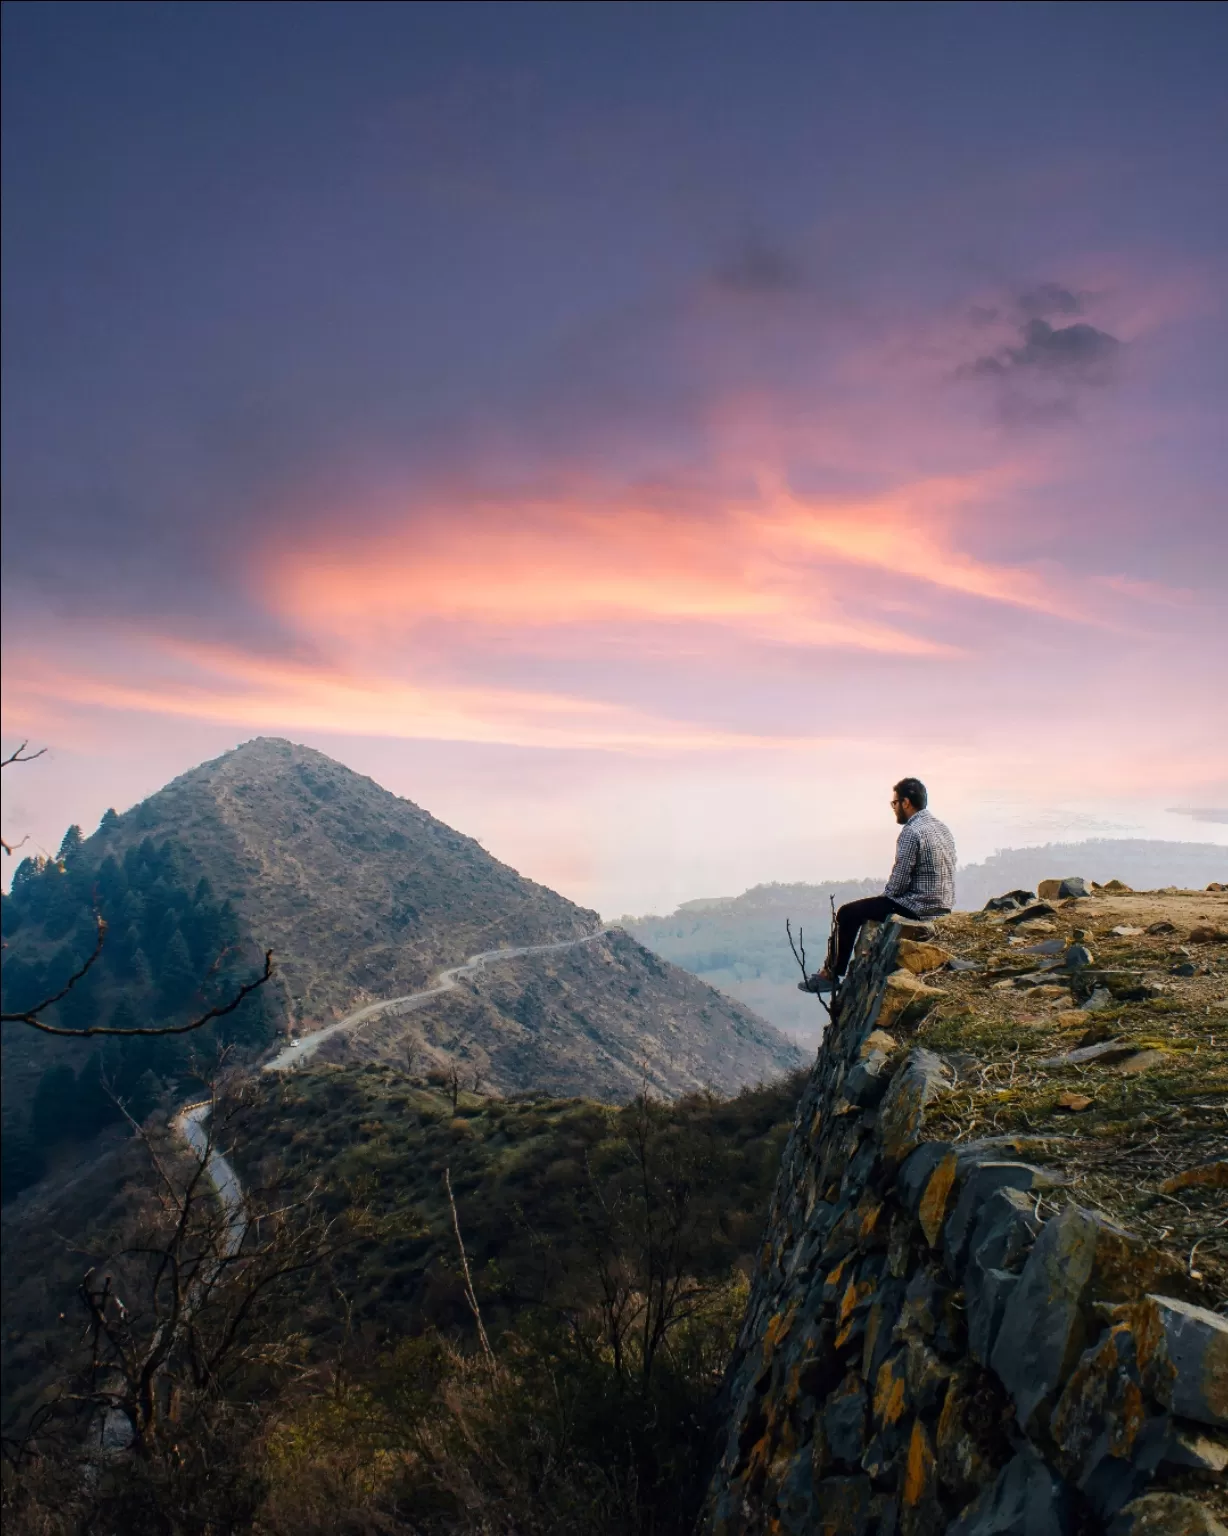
831, 895, 915, 977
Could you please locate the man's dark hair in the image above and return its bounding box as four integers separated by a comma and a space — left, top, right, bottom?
894, 777, 928, 810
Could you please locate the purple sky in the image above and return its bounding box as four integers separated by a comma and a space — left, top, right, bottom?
3, 1, 1226, 914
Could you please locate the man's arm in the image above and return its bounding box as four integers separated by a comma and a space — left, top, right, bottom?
883, 824, 918, 900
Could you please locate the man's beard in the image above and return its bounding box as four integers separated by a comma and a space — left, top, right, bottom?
895, 807, 909, 825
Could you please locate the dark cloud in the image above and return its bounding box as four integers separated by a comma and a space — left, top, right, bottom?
971, 317, 1120, 377
1167, 806, 1228, 825
1018, 282, 1085, 317
715, 237, 803, 294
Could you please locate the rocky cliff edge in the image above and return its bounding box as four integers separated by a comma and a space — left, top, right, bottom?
704, 909, 1227, 1536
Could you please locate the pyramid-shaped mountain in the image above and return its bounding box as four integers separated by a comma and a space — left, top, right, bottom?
30, 739, 800, 1099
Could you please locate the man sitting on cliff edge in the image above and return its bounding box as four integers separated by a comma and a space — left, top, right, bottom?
800, 777, 956, 996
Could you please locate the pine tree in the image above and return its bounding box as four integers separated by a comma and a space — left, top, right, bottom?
99, 807, 120, 830
57, 825, 84, 862
158, 928, 197, 1010
131, 948, 154, 988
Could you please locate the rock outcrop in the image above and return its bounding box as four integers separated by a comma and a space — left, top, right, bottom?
704, 915, 1227, 1536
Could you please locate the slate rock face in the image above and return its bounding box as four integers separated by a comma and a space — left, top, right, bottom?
702, 917, 1223, 1536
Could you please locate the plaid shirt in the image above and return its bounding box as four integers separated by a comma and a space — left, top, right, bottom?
884, 808, 956, 916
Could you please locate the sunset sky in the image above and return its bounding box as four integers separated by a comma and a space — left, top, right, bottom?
3, 1, 1225, 915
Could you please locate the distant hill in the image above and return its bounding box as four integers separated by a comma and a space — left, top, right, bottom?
954, 837, 1226, 907
623, 880, 882, 1043
624, 839, 1225, 1040
1, 740, 800, 1202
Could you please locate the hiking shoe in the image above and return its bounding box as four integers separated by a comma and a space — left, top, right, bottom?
798, 972, 834, 995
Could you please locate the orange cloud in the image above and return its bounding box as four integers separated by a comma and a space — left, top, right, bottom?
3, 640, 834, 754
265, 469, 1071, 661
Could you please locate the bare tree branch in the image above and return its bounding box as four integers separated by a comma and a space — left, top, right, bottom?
1, 948, 274, 1037
0, 741, 48, 856
0, 740, 47, 773
444, 1166, 496, 1372
787, 916, 835, 1024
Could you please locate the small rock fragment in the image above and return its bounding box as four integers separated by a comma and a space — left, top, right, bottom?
1116, 1049, 1168, 1075
1110, 925, 1143, 937
1101, 880, 1133, 893
1004, 902, 1059, 928
1037, 1039, 1138, 1068
1146, 921, 1177, 935
896, 938, 954, 975
1189, 925, 1227, 943
1058, 1091, 1093, 1112
876, 970, 948, 1033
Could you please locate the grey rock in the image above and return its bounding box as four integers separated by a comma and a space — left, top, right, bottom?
946, 1446, 1071, 1536
948, 957, 983, 972
1081, 986, 1113, 1012
845, 1049, 894, 1107
1022, 939, 1066, 956
776, 1448, 817, 1534
863, 1279, 907, 1383
1058, 878, 1089, 898
1147, 1294, 1228, 1428
1003, 902, 1059, 927
1171, 962, 1197, 977
876, 1049, 953, 1163
899, 1143, 953, 1213
991, 1205, 1156, 1432
824, 1372, 868, 1464
968, 1267, 1019, 1366
943, 1162, 1056, 1274
1108, 1493, 1228, 1536
899, 1268, 953, 1340
965, 1187, 1042, 1362
1037, 1039, 1138, 1068
1061, 944, 1095, 970
969, 1185, 1043, 1274
985, 890, 1037, 911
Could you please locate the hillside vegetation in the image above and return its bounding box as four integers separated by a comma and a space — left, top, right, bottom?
2, 1066, 808, 1534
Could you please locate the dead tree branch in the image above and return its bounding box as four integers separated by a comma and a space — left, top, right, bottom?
444, 1166, 496, 1371
1, 949, 274, 1037
786, 917, 835, 1024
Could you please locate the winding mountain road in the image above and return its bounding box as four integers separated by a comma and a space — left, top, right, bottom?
174, 929, 611, 1216
262, 929, 611, 1073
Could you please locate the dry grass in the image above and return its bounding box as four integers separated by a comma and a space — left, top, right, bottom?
915, 889, 1228, 1306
